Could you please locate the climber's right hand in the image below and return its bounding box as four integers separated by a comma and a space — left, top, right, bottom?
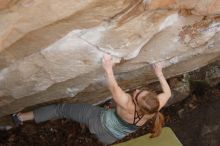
102, 54, 114, 73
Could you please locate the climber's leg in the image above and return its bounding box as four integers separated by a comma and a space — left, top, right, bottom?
32, 103, 103, 125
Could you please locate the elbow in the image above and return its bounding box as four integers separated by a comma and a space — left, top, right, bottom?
167, 90, 172, 98
168, 89, 172, 97
166, 90, 172, 99
163, 88, 171, 99
168, 92, 172, 99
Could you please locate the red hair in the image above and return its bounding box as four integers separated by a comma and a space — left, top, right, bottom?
138, 91, 164, 138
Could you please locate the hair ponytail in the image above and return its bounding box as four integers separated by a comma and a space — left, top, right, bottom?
137, 90, 164, 138
150, 111, 164, 138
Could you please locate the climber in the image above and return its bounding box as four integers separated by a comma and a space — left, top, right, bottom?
12, 54, 171, 145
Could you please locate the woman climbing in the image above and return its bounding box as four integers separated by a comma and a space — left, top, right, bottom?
12, 54, 171, 145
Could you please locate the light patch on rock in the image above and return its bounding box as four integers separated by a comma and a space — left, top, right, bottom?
159, 13, 179, 31
169, 56, 180, 64
125, 38, 151, 60
0, 26, 108, 98
80, 25, 107, 45
20, 0, 38, 8
188, 22, 220, 48
143, 0, 152, 4
202, 22, 220, 34
66, 87, 80, 97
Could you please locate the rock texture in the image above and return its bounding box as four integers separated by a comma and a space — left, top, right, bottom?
0, 0, 220, 117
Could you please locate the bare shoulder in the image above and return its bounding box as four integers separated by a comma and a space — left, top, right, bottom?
116, 93, 134, 112
123, 93, 135, 113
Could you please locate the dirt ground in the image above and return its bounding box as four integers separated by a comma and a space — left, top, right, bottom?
0, 82, 219, 146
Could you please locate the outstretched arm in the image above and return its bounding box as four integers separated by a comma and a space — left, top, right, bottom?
153, 62, 171, 110
102, 54, 129, 109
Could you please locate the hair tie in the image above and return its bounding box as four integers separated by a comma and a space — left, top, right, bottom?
154, 111, 159, 116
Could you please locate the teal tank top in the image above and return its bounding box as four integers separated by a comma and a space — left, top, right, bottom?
101, 109, 138, 139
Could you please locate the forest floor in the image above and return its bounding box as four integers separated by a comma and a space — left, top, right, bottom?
0, 81, 219, 146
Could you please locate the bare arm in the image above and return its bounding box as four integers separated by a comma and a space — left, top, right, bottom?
153, 62, 171, 110
102, 54, 129, 109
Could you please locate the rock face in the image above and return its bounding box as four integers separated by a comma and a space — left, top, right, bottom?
0, 0, 219, 117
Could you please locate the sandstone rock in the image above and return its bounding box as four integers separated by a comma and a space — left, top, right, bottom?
0, 0, 219, 117
144, 0, 176, 10
0, 0, 134, 51
0, 0, 10, 10
176, 0, 220, 16
145, 0, 220, 16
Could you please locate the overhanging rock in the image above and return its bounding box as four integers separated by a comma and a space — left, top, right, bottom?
0, 0, 219, 117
